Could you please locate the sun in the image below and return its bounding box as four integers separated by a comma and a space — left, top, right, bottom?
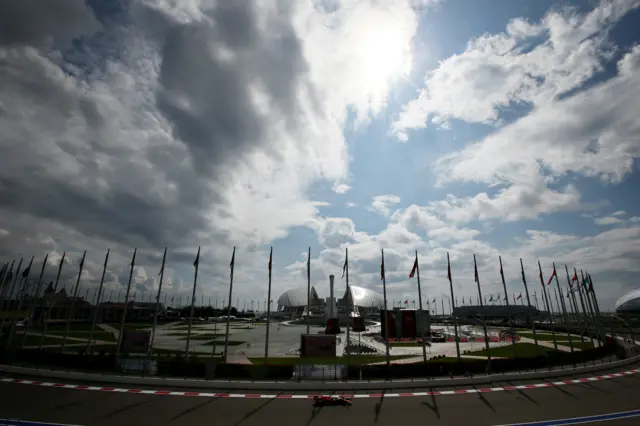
353, 23, 413, 90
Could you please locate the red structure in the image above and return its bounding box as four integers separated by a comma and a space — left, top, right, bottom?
380, 309, 430, 339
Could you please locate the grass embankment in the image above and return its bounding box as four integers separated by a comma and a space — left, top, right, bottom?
248, 355, 416, 365
467, 343, 556, 358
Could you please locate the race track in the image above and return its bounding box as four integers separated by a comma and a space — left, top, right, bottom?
2, 368, 640, 426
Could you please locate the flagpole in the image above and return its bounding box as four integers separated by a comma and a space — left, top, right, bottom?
586, 272, 608, 346
588, 273, 612, 344
553, 263, 569, 325
7, 257, 34, 348
473, 255, 492, 373
572, 266, 590, 343
39, 254, 64, 350
580, 270, 600, 347
345, 247, 350, 363
61, 251, 86, 353
148, 247, 167, 366
185, 247, 200, 359
306, 247, 311, 336
412, 251, 427, 364
20, 254, 48, 348
446, 252, 461, 362
0, 258, 22, 338
115, 249, 137, 367
86, 250, 110, 355
0, 262, 8, 321
0, 261, 15, 323
537, 261, 558, 352
222, 247, 235, 363
499, 256, 518, 359
264, 247, 273, 364
520, 259, 540, 355
380, 249, 391, 367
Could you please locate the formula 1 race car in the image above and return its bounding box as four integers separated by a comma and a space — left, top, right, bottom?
312, 396, 352, 407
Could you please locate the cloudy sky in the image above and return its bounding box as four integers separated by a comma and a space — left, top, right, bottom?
1, 0, 639, 311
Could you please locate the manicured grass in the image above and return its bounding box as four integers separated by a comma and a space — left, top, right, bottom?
7, 334, 66, 347
556, 341, 594, 350
44, 330, 117, 342
467, 343, 555, 358
248, 355, 416, 365
201, 340, 246, 347
518, 332, 577, 341
178, 334, 227, 340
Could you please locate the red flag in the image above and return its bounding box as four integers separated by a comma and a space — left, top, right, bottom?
380, 252, 385, 281
516, 293, 522, 300
571, 272, 578, 282
474, 262, 479, 282
409, 256, 418, 278
268, 247, 272, 272
546, 267, 557, 285
404, 300, 408, 305
447, 258, 452, 281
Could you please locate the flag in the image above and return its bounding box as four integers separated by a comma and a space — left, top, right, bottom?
432, 297, 436, 304
489, 295, 494, 302
499, 261, 504, 278
342, 248, 348, 279
412, 300, 415, 304
447, 258, 452, 281
546, 266, 557, 285
230, 248, 235, 269
268, 247, 273, 272
409, 256, 418, 278
21, 265, 31, 278
380, 252, 385, 280
404, 300, 408, 305
516, 293, 522, 300
571, 272, 578, 283
474, 262, 479, 282
193, 247, 200, 269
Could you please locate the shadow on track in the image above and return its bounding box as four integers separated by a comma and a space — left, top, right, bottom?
472, 387, 496, 413
104, 396, 156, 418
374, 392, 385, 423
233, 395, 278, 426
420, 389, 440, 419
506, 381, 540, 406
542, 380, 580, 400
170, 396, 222, 422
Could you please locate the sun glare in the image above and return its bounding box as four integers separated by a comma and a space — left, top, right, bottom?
354, 24, 413, 90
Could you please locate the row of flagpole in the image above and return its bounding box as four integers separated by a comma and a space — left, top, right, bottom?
0, 248, 608, 367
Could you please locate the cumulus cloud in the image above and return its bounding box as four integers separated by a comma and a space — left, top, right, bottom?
0, 0, 431, 301
370, 195, 401, 217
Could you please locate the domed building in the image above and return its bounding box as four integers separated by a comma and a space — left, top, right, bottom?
276, 285, 384, 320
614, 289, 640, 314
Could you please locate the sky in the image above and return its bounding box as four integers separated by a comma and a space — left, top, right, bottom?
1, 0, 639, 312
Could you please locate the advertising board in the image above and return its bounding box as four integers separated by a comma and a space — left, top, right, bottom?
300, 334, 337, 357
121, 330, 150, 353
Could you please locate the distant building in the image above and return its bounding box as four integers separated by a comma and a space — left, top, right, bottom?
615, 289, 640, 314
453, 305, 540, 322
276, 285, 384, 320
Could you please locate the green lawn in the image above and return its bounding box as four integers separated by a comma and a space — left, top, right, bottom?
249, 355, 416, 365
201, 340, 246, 347
177, 334, 227, 340
44, 330, 117, 342
556, 341, 594, 350
6, 334, 66, 347
518, 333, 584, 342
467, 343, 555, 358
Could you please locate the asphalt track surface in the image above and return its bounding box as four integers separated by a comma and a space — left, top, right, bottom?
2, 366, 640, 426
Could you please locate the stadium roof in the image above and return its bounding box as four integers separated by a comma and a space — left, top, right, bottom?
277, 285, 384, 309
614, 288, 640, 312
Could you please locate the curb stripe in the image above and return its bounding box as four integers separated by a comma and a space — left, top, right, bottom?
0, 369, 638, 399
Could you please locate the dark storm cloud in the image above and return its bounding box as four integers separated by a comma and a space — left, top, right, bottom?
0, 0, 101, 47
0, 0, 319, 298
155, 1, 309, 178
